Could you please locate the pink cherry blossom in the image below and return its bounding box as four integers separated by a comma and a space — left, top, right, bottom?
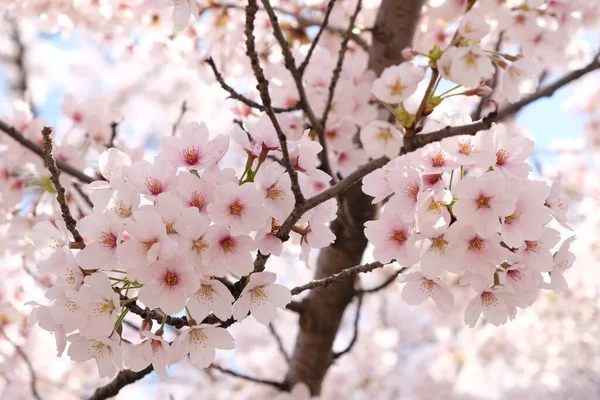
77, 272, 121, 337
255, 162, 294, 222
126, 158, 176, 200
75, 212, 123, 271
386, 165, 422, 222
156, 0, 199, 31
124, 331, 173, 380
515, 227, 561, 272
490, 124, 534, 178
364, 209, 420, 266
207, 182, 269, 235
545, 173, 572, 229
160, 122, 229, 170
399, 272, 454, 312
232, 271, 291, 325
186, 278, 235, 322
453, 172, 517, 238
360, 120, 404, 159
458, 9, 491, 41
204, 225, 255, 277
67, 334, 122, 379
502, 58, 540, 102
171, 324, 235, 368
371, 62, 426, 104
465, 288, 516, 327
137, 255, 200, 314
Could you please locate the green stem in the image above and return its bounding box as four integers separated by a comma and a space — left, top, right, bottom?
449, 169, 455, 191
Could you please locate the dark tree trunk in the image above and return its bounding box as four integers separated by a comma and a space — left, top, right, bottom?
284, 0, 425, 394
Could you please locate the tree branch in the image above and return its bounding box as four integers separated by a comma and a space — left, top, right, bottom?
88, 365, 153, 400
0, 120, 95, 183
41, 126, 86, 249
332, 293, 362, 360
245, 0, 305, 205
205, 58, 301, 113
210, 364, 286, 390
268, 322, 291, 364
0, 327, 42, 400
290, 261, 384, 295
298, 0, 337, 75
171, 100, 188, 136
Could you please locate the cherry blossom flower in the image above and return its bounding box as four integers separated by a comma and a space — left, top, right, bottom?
98, 148, 131, 182
458, 9, 491, 41
418, 233, 453, 277
502, 263, 542, 308
161, 122, 229, 170
386, 165, 422, 222
500, 180, 552, 248
440, 131, 495, 168
77, 273, 121, 337
186, 278, 235, 321
453, 171, 517, 238
171, 324, 235, 368
207, 182, 269, 235
116, 209, 177, 276
175, 209, 211, 275
360, 121, 404, 159
515, 227, 561, 272
415, 143, 459, 174
399, 272, 454, 312
364, 209, 420, 266
445, 45, 494, 89
255, 162, 294, 222
490, 124, 534, 178
124, 331, 173, 380
47, 287, 88, 333
416, 189, 452, 237
75, 212, 123, 271
371, 62, 425, 103
126, 158, 176, 200
31, 220, 73, 256
204, 225, 256, 277
545, 173, 572, 229
502, 58, 540, 102
67, 334, 122, 379
38, 249, 83, 290
465, 288, 516, 327
175, 171, 217, 214
547, 236, 576, 292
137, 255, 200, 314
156, 0, 200, 31
445, 222, 512, 275
232, 271, 291, 324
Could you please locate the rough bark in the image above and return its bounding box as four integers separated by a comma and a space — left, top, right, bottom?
284, 0, 425, 394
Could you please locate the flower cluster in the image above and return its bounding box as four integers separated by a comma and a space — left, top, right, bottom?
26, 119, 345, 379
362, 121, 575, 326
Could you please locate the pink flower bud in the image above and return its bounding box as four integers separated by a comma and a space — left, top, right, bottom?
401, 47, 415, 60
475, 84, 493, 97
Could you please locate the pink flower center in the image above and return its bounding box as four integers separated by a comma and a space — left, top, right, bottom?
458, 139, 474, 155
423, 174, 441, 187
99, 232, 117, 249
376, 127, 393, 143
229, 200, 245, 216
163, 271, 178, 287
326, 129, 338, 140
387, 79, 405, 96
182, 146, 200, 166
431, 151, 446, 168
508, 269, 523, 281
190, 191, 205, 211
220, 236, 236, 253
192, 237, 208, 254
496, 149, 510, 166
420, 279, 435, 295
266, 186, 284, 200
475, 193, 492, 209
145, 178, 164, 195
405, 183, 419, 201
525, 240, 540, 253
481, 292, 498, 308
390, 230, 407, 244
504, 213, 518, 225
431, 236, 447, 251
150, 339, 161, 353
142, 238, 158, 252
469, 237, 485, 251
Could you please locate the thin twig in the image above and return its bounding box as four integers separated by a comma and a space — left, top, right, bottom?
205, 58, 301, 113
291, 261, 384, 295
210, 364, 286, 390
268, 323, 290, 364
171, 100, 188, 136
72, 182, 94, 209
108, 121, 119, 148
41, 126, 86, 249
245, 0, 305, 205
298, 0, 338, 75
0, 327, 42, 400
332, 293, 363, 360
0, 120, 95, 184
